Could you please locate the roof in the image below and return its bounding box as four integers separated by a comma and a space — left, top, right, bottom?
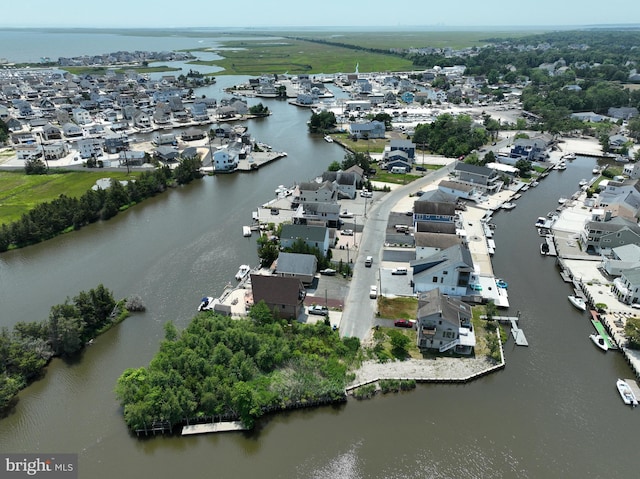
416, 288, 472, 325
414, 201, 456, 216
411, 244, 474, 273
418, 189, 459, 203
281, 224, 328, 243
455, 162, 495, 177
250, 274, 305, 306
276, 252, 317, 275
414, 232, 462, 249
613, 244, 640, 262
415, 222, 457, 234
438, 180, 475, 193
298, 180, 334, 192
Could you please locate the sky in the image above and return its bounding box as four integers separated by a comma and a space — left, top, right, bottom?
1, 0, 638, 29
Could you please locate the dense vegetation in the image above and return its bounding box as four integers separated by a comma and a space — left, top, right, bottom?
0, 285, 122, 414
412, 114, 489, 157
115, 303, 361, 431
0, 157, 202, 252
308, 110, 337, 133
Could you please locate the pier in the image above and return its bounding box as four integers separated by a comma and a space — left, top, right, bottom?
510, 319, 529, 346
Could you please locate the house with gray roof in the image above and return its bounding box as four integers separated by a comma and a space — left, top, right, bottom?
349, 120, 385, 139
454, 161, 502, 194
280, 224, 330, 256
410, 244, 474, 296
416, 288, 475, 355
579, 212, 640, 254
602, 244, 640, 277
275, 252, 318, 285
321, 171, 358, 199
415, 232, 462, 260
295, 180, 338, 204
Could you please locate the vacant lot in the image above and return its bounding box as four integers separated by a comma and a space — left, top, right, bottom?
0, 170, 140, 225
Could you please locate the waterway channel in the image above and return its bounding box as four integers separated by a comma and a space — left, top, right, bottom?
1, 76, 638, 477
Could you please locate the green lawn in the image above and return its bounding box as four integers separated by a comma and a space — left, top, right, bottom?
0, 170, 140, 225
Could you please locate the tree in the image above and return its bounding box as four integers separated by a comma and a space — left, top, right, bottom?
327, 161, 341, 172
257, 234, 279, 268
24, 158, 47, 175
308, 111, 336, 133
625, 317, 640, 349
515, 159, 532, 177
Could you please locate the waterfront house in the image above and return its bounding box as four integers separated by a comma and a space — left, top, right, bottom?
453, 162, 502, 194
103, 133, 127, 154
579, 210, 640, 254
612, 268, 640, 306
602, 244, 640, 277
415, 232, 463, 260
280, 224, 331, 256
181, 127, 206, 141
77, 138, 103, 159
437, 179, 478, 201
349, 121, 385, 139
410, 244, 475, 296
154, 146, 179, 163
416, 288, 475, 355
250, 274, 306, 320
295, 180, 338, 204
213, 149, 238, 172
321, 171, 358, 199
413, 198, 457, 232
293, 201, 341, 229
133, 111, 151, 129
274, 252, 318, 285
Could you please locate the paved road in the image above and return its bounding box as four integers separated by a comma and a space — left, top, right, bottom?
339, 164, 455, 340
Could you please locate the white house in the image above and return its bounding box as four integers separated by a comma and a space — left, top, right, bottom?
213, 148, 238, 172
77, 138, 103, 159
410, 244, 475, 296
72, 108, 92, 125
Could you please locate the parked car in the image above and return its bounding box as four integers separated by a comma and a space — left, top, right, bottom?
391, 267, 408, 275
415, 166, 427, 172
308, 305, 329, 316
341, 229, 354, 236
319, 268, 337, 276
369, 285, 378, 299
360, 190, 373, 198
364, 256, 373, 267
394, 319, 414, 328
339, 210, 354, 218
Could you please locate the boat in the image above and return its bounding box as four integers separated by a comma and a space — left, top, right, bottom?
339, 210, 354, 218
562, 152, 576, 160
501, 202, 516, 210
540, 242, 550, 255
579, 179, 588, 187
324, 135, 334, 143
616, 379, 638, 407
558, 197, 568, 205
554, 162, 567, 171
242, 226, 252, 237
589, 333, 608, 352
615, 155, 630, 163
592, 167, 601, 175
531, 181, 539, 187
235, 264, 250, 280
198, 296, 215, 312
568, 295, 587, 311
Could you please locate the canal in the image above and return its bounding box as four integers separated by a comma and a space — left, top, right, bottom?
1, 78, 637, 477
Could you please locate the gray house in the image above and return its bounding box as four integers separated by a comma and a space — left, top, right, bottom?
410, 244, 474, 296
280, 224, 330, 256
580, 212, 640, 254
275, 252, 318, 285
454, 162, 502, 194
416, 288, 475, 355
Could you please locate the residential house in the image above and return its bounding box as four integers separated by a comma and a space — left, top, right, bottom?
579, 210, 640, 254
612, 269, 640, 306
349, 121, 385, 139
400, 91, 415, 103
608, 107, 639, 120
190, 102, 209, 122
413, 199, 458, 233
454, 162, 502, 194
415, 288, 475, 355
72, 108, 92, 125
415, 232, 463, 260
388, 139, 416, 161
609, 134, 629, 152
43, 141, 69, 161
154, 146, 179, 163
280, 224, 331, 256
250, 274, 306, 320
384, 150, 412, 173
103, 134, 128, 154
133, 111, 151, 129
213, 148, 238, 172
321, 171, 358, 199
602, 244, 640, 277
181, 127, 206, 141
410, 244, 475, 296
294, 201, 341, 229
274, 252, 318, 285
437, 179, 478, 201
14, 143, 42, 160
295, 180, 338, 204
77, 138, 103, 159
42, 123, 62, 141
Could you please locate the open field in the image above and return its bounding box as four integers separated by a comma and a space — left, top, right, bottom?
189, 38, 414, 75
0, 170, 140, 225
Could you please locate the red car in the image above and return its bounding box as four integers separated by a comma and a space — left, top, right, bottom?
394, 319, 414, 328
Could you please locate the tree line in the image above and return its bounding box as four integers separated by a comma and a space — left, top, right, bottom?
0, 284, 125, 415
0, 156, 203, 252
412, 113, 490, 158
115, 303, 361, 431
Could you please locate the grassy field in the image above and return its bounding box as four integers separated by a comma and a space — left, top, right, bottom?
377, 296, 418, 319
0, 170, 140, 225
189, 38, 414, 75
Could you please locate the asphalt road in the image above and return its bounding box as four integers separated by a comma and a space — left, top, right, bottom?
339, 164, 455, 340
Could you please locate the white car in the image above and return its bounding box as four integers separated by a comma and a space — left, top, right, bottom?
369, 285, 378, 299
360, 190, 373, 198
341, 229, 354, 236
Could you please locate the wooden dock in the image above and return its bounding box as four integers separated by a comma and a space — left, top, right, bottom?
181, 421, 248, 436
510, 319, 528, 346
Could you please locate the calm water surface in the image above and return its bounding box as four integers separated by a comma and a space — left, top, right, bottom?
0, 32, 638, 478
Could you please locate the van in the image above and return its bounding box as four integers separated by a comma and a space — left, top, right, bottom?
390, 166, 406, 174
365, 256, 373, 267
391, 267, 408, 275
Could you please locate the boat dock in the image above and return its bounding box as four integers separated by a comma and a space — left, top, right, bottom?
182, 421, 248, 435
510, 319, 528, 346
624, 378, 640, 399
590, 311, 617, 350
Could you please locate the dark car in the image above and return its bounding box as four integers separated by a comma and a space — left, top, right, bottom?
415, 166, 427, 171
394, 319, 413, 328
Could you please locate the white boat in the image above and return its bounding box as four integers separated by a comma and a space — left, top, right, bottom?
563, 152, 576, 160
616, 379, 638, 407
242, 226, 251, 237
554, 162, 567, 170
339, 210, 354, 218
501, 202, 516, 210
235, 264, 251, 280
589, 334, 608, 352
324, 135, 334, 143
568, 295, 587, 311
578, 179, 588, 187
540, 242, 550, 255
558, 197, 568, 205
592, 167, 601, 175
198, 296, 215, 312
